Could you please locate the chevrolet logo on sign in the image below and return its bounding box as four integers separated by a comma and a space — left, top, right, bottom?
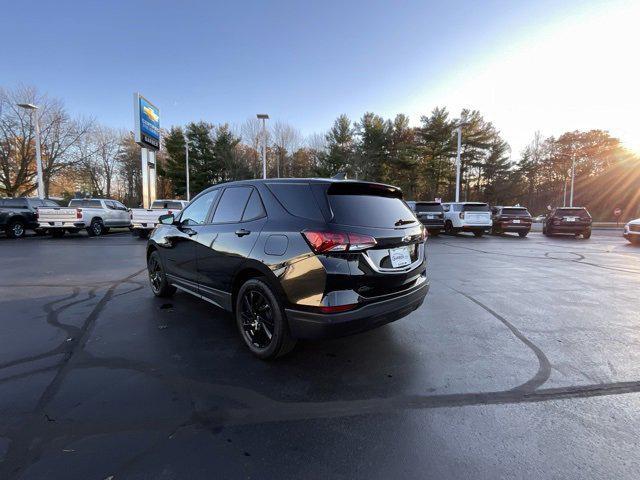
143, 106, 159, 122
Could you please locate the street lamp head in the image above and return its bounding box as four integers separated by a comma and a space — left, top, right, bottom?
17, 103, 38, 110
256, 113, 269, 120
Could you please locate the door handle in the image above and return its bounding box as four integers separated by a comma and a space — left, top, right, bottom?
235, 229, 250, 237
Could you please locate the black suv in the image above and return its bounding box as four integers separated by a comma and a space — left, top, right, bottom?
408, 201, 445, 235
147, 179, 429, 359
491, 206, 532, 237
0, 197, 58, 238
543, 207, 592, 238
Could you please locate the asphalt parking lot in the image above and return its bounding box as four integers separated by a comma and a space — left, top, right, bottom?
1, 230, 639, 479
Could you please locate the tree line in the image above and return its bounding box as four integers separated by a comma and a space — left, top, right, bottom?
2, 85, 638, 220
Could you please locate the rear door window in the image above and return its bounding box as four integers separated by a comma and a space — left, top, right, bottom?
212, 187, 252, 223
241, 190, 266, 221
2, 199, 28, 208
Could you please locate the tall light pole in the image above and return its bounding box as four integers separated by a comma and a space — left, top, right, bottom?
184, 134, 190, 201
17, 103, 45, 198
454, 125, 462, 202
257, 113, 269, 179
569, 155, 576, 207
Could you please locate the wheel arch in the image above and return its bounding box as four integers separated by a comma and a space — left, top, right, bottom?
231, 261, 286, 312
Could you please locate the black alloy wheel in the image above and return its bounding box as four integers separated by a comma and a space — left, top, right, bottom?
7, 220, 26, 239
235, 278, 296, 359
147, 251, 176, 297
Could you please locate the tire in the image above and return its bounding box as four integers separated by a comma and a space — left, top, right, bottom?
138, 230, 150, 240
147, 251, 176, 298
518, 231, 529, 238
51, 229, 65, 238
444, 221, 456, 235
6, 220, 26, 239
235, 278, 296, 360
582, 229, 591, 239
473, 231, 484, 238
490, 227, 500, 235
86, 218, 104, 237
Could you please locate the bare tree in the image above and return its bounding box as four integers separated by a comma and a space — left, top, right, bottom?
0, 85, 92, 197
240, 117, 271, 177
272, 121, 302, 177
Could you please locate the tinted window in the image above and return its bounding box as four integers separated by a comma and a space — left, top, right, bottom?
213, 187, 252, 223
152, 200, 186, 210
105, 200, 117, 210
462, 203, 489, 212
2, 199, 28, 208
241, 190, 266, 221
43, 200, 59, 207
180, 190, 219, 225
415, 202, 443, 213
502, 208, 530, 216
69, 199, 101, 208
268, 183, 324, 221
556, 208, 588, 217
329, 195, 416, 228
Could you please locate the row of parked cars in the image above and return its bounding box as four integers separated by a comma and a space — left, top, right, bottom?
406, 200, 619, 241
2, 195, 639, 245
0, 197, 188, 239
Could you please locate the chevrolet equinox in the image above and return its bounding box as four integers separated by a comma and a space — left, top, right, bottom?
146, 179, 429, 359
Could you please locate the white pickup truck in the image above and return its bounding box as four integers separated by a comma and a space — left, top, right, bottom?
130, 199, 189, 239
37, 198, 131, 237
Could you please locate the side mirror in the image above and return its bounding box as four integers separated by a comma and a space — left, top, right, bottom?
159, 213, 174, 225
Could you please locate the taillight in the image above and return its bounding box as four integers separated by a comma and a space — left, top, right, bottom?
35, 210, 39, 219
167, 210, 172, 215
421, 226, 429, 241
459, 212, 465, 219
553, 218, 561, 225
76, 208, 82, 219
302, 231, 377, 253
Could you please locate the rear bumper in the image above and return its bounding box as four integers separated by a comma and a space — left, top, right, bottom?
460, 224, 491, 232
550, 225, 591, 233
498, 223, 531, 232
421, 220, 445, 230
132, 223, 156, 230
41, 221, 86, 229
285, 276, 429, 340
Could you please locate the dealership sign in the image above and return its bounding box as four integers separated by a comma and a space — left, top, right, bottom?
133, 93, 160, 150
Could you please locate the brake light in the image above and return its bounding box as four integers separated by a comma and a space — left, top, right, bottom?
302, 231, 377, 253
76, 208, 82, 219
35, 209, 39, 219
421, 226, 429, 241
459, 212, 465, 219
318, 304, 358, 314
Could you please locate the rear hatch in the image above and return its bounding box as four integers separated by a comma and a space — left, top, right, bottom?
462, 203, 491, 224
499, 207, 531, 225
413, 202, 444, 225
318, 182, 426, 300
553, 208, 591, 226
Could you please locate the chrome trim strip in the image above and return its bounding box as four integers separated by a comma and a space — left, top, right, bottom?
363, 243, 425, 274
172, 284, 224, 309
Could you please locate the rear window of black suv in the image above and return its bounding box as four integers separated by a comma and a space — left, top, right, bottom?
415, 202, 443, 213
502, 208, 530, 215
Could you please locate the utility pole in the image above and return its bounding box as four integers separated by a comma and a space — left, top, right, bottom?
185, 136, 190, 201
17, 103, 45, 198
569, 156, 575, 207
257, 114, 269, 179
455, 125, 462, 202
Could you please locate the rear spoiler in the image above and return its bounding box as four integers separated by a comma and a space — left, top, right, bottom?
326, 181, 402, 199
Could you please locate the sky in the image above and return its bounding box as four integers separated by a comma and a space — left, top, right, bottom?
1, 0, 639, 156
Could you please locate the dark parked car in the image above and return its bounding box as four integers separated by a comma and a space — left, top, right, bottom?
543, 207, 592, 238
407, 201, 445, 235
147, 179, 429, 359
491, 206, 532, 237
0, 197, 58, 238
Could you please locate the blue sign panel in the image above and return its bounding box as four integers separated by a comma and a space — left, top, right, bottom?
134, 93, 160, 150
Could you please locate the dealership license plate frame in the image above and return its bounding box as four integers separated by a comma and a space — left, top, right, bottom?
389, 246, 412, 268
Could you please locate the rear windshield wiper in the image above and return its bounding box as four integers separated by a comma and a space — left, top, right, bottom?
395, 219, 414, 226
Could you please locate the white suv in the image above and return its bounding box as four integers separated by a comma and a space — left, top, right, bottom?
624, 218, 640, 245
442, 202, 492, 237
